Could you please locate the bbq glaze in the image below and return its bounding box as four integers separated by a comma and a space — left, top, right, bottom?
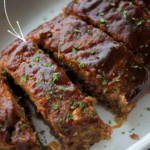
66, 0, 150, 70
27, 14, 150, 105
0, 38, 112, 150
0, 72, 41, 150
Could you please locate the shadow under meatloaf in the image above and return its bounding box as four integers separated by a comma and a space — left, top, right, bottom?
27, 14, 150, 119
0, 38, 112, 150
0, 70, 41, 150
65, 0, 150, 70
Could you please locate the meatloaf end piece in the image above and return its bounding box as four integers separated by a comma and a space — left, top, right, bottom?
0, 38, 112, 150
65, 0, 150, 70
0, 69, 41, 150
27, 14, 150, 119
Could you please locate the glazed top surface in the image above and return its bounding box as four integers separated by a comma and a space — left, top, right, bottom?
27, 14, 150, 104
1, 39, 101, 138
66, 0, 150, 68
0, 73, 39, 150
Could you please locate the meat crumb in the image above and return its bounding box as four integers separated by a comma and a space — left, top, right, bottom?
130, 133, 139, 140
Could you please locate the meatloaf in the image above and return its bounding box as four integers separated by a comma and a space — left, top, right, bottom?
27, 14, 150, 119
66, 0, 150, 70
0, 38, 112, 150
0, 69, 41, 150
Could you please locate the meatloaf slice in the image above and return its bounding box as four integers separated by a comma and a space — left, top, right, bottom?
0, 69, 41, 150
65, 0, 150, 70
27, 14, 150, 119
0, 38, 112, 150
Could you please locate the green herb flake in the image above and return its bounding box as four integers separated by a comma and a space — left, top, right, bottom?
129, 2, 133, 5
114, 46, 118, 49
79, 63, 86, 68
95, 55, 99, 59
99, 13, 104, 16
67, 113, 74, 120
0, 124, 4, 127
53, 73, 59, 82
67, 30, 71, 34
98, 33, 102, 37
68, 101, 72, 105
59, 86, 66, 91
115, 78, 120, 82
110, 2, 115, 6
123, 11, 128, 18
76, 35, 80, 39
72, 48, 77, 54
88, 30, 92, 34
80, 103, 85, 109
74, 29, 80, 33
69, 89, 73, 91
100, 18, 107, 23
117, 8, 121, 12
53, 103, 58, 110
11, 137, 15, 140
31, 46, 36, 49
33, 55, 40, 62
74, 44, 78, 48
39, 30, 43, 34
22, 74, 28, 82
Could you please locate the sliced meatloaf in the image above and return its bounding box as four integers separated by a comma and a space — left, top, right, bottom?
27, 14, 150, 119
0, 69, 41, 150
0, 38, 112, 150
65, 0, 150, 70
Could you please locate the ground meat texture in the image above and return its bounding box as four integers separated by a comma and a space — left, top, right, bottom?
0, 38, 112, 150
65, 0, 150, 70
27, 14, 150, 118
0, 70, 41, 150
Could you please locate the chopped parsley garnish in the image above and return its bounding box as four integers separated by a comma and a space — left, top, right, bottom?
0, 124, 4, 127
91, 111, 97, 118
110, 2, 115, 6
72, 48, 77, 54
129, 2, 133, 5
1, 70, 5, 75
22, 74, 28, 82
80, 103, 85, 109
59, 86, 66, 91
33, 55, 40, 62
53, 73, 59, 81
67, 113, 74, 120
61, 36, 67, 41
117, 8, 121, 12
114, 46, 118, 49
79, 63, 86, 68
115, 78, 120, 82
124, 59, 128, 65
73, 99, 77, 109
88, 50, 97, 54
100, 18, 107, 23
74, 29, 80, 33
101, 71, 108, 85
98, 33, 102, 37
39, 30, 43, 33
67, 30, 71, 34
36, 77, 42, 83
74, 44, 78, 48
43, 71, 47, 75
123, 11, 128, 18
68, 101, 72, 105
31, 46, 36, 49
53, 103, 58, 110
76, 1, 81, 4
95, 55, 99, 59
88, 30, 92, 34
11, 137, 15, 140
99, 13, 104, 16
76, 35, 80, 39
69, 89, 73, 91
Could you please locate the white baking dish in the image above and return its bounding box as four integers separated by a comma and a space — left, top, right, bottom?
0, 0, 150, 149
